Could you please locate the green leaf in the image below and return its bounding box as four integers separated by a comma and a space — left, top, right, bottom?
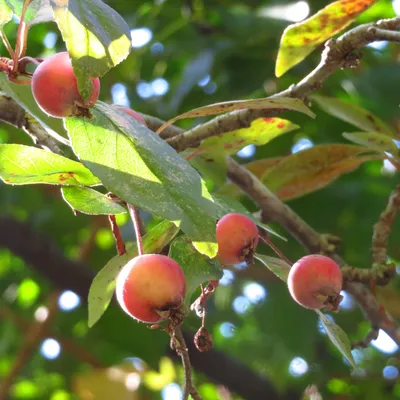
88, 220, 180, 328
190, 117, 299, 160
275, 0, 377, 77
0, 74, 68, 145
0, 144, 100, 186
66, 102, 219, 257
261, 144, 384, 200
156, 97, 315, 134
343, 132, 399, 155
50, 0, 131, 99
0, 3, 13, 26
254, 254, 290, 282
5, 0, 53, 25
212, 193, 285, 240
61, 187, 127, 215
168, 235, 223, 306
316, 311, 357, 369
312, 95, 395, 136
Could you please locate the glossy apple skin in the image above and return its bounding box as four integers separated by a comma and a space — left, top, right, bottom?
216, 213, 259, 265
288, 254, 342, 309
32, 52, 100, 118
115, 105, 147, 126
116, 254, 186, 323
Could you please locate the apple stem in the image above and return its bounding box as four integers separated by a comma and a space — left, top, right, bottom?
259, 232, 293, 266
108, 215, 126, 256
128, 204, 144, 256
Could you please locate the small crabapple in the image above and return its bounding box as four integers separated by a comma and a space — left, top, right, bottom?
116, 254, 186, 323
31, 52, 100, 118
216, 213, 259, 265
287, 254, 343, 311
114, 105, 147, 126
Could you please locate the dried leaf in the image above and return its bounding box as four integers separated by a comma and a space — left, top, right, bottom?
275, 0, 377, 77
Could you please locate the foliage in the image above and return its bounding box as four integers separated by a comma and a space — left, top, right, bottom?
0, 0, 399, 399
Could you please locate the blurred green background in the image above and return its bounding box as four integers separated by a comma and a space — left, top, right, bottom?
1, 0, 400, 399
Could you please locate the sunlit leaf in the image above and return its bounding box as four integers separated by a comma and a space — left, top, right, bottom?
168, 235, 223, 306
156, 97, 315, 134
261, 144, 384, 200
0, 144, 100, 186
255, 254, 290, 282
312, 95, 395, 136
5, 0, 53, 24
0, 3, 13, 26
343, 132, 399, 155
17, 279, 40, 308
143, 358, 176, 391
61, 187, 127, 215
66, 102, 218, 257
275, 0, 377, 77
88, 221, 180, 328
51, 0, 131, 98
192, 117, 299, 160
317, 311, 357, 369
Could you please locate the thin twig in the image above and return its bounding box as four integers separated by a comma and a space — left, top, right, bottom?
352, 327, 379, 349
128, 204, 144, 256
173, 327, 203, 400
372, 185, 400, 266
258, 231, 293, 266
108, 214, 126, 256
0, 30, 14, 57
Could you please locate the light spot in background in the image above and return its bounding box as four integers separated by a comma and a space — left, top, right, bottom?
372, 330, 399, 354
131, 28, 152, 48
318, 314, 335, 335
151, 42, 164, 55
162, 383, 182, 400
289, 357, 309, 377
232, 295, 251, 314
43, 32, 57, 49
125, 372, 141, 391
341, 79, 357, 96
258, 1, 310, 22
58, 290, 80, 311
393, 0, 400, 15
151, 78, 169, 96
243, 282, 267, 304
34, 306, 49, 322
220, 322, 236, 338
50, 389, 70, 400
40, 338, 61, 360
381, 159, 397, 176
203, 81, 217, 95
234, 262, 248, 270
219, 269, 235, 286
136, 81, 154, 99
383, 365, 399, 380
124, 357, 146, 372
291, 138, 313, 154
237, 144, 256, 159
3, 283, 18, 303
111, 83, 130, 106
339, 291, 355, 311
351, 349, 364, 364
198, 75, 211, 87
367, 41, 388, 51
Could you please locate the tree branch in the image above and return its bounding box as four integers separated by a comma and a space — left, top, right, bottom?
152, 17, 400, 153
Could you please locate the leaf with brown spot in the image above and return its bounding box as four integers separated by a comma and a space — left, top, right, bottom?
0, 144, 100, 186
156, 97, 314, 134
312, 95, 395, 136
343, 132, 399, 155
275, 0, 378, 77
193, 117, 299, 160
261, 144, 384, 200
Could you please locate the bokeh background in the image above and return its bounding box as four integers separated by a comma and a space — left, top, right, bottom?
1, 0, 400, 399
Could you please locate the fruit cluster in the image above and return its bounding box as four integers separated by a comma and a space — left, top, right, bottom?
24, 51, 344, 322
